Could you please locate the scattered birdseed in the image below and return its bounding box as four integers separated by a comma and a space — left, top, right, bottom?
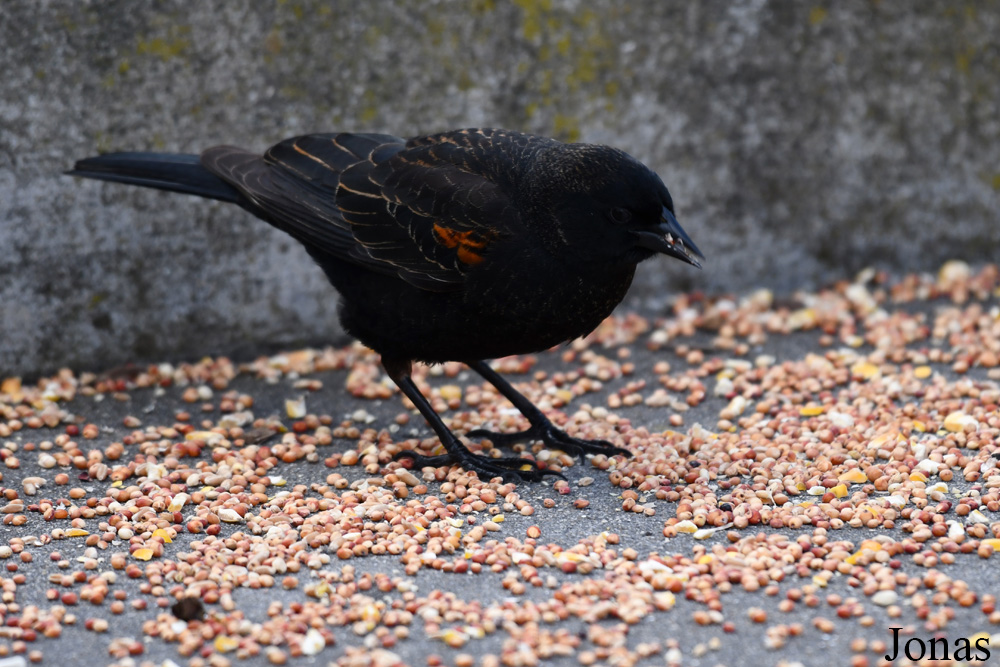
1, 261, 998, 664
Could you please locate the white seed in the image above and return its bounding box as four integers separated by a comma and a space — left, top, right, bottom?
286, 397, 307, 419
218, 508, 244, 523
872, 590, 898, 606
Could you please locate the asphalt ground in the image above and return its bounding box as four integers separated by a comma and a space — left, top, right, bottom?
1, 263, 999, 667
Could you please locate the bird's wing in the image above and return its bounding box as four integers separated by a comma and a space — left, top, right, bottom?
203, 131, 524, 292
202, 134, 403, 273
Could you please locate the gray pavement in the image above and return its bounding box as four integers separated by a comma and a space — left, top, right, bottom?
2, 276, 999, 667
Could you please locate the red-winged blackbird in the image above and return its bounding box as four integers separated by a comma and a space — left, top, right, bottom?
69, 129, 703, 482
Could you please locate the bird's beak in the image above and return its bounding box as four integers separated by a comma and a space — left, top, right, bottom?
632, 207, 705, 268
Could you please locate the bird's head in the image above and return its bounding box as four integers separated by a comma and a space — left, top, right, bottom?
524, 143, 704, 269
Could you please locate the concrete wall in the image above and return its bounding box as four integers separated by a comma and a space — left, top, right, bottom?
2, 1, 998, 376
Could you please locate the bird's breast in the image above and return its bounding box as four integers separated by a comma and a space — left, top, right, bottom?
331, 251, 636, 364
455, 259, 636, 357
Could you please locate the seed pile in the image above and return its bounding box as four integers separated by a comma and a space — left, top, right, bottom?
0, 260, 998, 666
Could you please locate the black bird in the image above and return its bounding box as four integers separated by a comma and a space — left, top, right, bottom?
68, 129, 703, 482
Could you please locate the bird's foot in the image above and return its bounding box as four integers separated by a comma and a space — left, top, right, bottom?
393, 445, 564, 483
468, 422, 631, 458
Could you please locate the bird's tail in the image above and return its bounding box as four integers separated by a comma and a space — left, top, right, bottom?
67, 152, 243, 204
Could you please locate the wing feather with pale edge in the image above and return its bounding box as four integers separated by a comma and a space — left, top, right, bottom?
202, 130, 545, 292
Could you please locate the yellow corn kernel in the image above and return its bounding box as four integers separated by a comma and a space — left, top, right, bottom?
838, 469, 868, 484
674, 520, 698, 533
214, 636, 239, 653
851, 361, 880, 380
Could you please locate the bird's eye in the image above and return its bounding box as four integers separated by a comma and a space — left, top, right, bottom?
609, 207, 631, 224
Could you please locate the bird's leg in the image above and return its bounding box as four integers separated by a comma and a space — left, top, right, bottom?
467, 360, 631, 458
383, 357, 562, 483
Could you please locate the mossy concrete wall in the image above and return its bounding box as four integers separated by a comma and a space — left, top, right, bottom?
2, 1, 999, 376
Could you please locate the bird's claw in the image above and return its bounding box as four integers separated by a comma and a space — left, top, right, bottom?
393, 447, 564, 483
468, 423, 631, 458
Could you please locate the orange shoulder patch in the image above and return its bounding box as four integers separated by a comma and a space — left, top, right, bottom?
433, 223, 490, 265
456, 246, 485, 265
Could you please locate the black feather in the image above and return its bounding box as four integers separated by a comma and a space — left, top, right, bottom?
67, 153, 242, 203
